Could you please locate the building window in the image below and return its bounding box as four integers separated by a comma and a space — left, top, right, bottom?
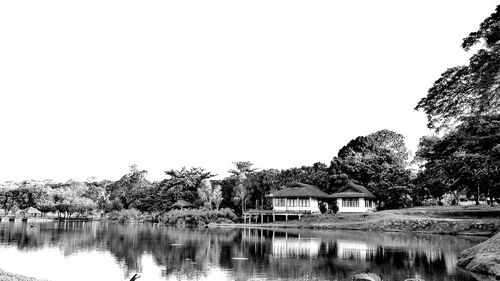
274, 198, 286, 207
286, 198, 299, 207
342, 198, 359, 207
365, 199, 370, 208
297, 198, 310, 207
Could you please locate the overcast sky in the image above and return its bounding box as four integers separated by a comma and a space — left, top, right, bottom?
0, 1, 498, 182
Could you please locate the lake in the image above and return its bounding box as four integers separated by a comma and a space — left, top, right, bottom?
0, 221, 489, 281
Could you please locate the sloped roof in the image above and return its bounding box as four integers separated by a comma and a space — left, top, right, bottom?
330, 182, 375, 198
171, 200, 194, 208
22, 207, 42, 214
266, 183, 329, 198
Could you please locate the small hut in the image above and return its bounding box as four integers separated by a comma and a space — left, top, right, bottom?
19, 207, 43, 217
171, 200, 194, 210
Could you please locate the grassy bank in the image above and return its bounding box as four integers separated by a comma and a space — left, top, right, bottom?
458, 232, 500, 279
212, 205, 500, 236
0, 269, 46, 281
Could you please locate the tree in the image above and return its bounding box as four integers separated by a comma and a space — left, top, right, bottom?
228, 161, 257, 176
198, 179, 214, 210
0, 187, 16, 216
156, 167, 215, 211
229, 161, 256, 214
197, 180, 224, 211
246, 169, 281, 210
367, 129, 411, 165
107, 165, 151, 209
212, 185, 223, 211
332, 129, 414, 209
233, 173, 250, 213
415, 115, 500, 205
36, 188, 56, 215
415, 5, 500, 130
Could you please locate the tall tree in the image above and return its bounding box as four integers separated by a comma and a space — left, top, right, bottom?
333, 129, 413, 209
107, 165, 151, 209
415, 5, 500, 130
230, 162, 256, 214
212, 184, 223, 211
156, 167, 215, 210
197, 179, 215, 210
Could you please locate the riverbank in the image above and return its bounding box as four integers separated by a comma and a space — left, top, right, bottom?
211, 205, 500, 236
0, 269, 45, 281
458, 232, 500, 279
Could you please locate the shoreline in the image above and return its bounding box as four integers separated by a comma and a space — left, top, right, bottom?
209, 221, 498, 237
0, 269, 46, 281
210, 206, 500, 237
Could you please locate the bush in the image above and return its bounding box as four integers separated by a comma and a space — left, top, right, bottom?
160, 208, 237, 225
319, 202, 327, 214
107, 208, 146, 223
330, 201, 339, 214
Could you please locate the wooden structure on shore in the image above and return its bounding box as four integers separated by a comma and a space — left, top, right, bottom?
242, 209, 311, 223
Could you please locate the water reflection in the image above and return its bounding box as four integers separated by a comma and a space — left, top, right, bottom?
0, 221, 488, 281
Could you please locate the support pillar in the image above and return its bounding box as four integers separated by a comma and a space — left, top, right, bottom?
261, 213, 263, 223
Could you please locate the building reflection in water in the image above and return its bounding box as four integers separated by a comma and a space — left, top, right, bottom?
0, 221, 488, 281
271, 233, 320, 259
336, 239, 376, 260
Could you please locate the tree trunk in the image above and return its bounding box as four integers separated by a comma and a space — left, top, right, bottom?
453, 191, 460, 205
475, 185, 480, 205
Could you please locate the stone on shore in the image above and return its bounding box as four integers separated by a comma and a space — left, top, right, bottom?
457, 232, 500, 279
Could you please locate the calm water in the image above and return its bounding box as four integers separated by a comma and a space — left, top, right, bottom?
0, 221, 489, 281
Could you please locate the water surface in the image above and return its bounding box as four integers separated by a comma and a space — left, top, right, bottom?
0, 221, 488, 281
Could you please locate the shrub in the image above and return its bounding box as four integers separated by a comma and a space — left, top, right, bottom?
160, 208, 237, 225
330, 201, 339, 214
107, 208, 146, 223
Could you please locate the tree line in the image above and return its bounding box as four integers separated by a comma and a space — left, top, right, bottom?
0, 128, 418, 217
1, 5, 500, 217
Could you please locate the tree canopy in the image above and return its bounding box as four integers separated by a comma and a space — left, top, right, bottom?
416, 115, 500, 204
415, 5, 500, 130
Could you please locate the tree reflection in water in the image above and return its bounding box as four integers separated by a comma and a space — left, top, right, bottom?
0, 221, 488, 281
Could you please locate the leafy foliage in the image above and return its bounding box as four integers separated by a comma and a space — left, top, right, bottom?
333, 130, 414, 209
160, 208, 237, 225
415, 115, 500, 205
416, 5, 500, 130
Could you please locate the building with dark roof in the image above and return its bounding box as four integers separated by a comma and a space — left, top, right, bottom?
266, 183, 329, 213
171, 200, 195, 210
330, 182, 376, 213
18, 207, 43, 217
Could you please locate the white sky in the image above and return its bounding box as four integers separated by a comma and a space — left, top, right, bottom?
0, 1, 498, 182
